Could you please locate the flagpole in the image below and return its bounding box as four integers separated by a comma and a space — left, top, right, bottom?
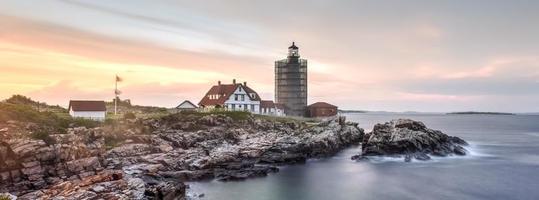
114, 75, 118, 115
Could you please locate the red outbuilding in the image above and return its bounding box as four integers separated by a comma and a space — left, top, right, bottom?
307, 102, 338, 118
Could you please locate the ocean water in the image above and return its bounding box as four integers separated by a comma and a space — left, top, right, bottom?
189, 113, 539, 200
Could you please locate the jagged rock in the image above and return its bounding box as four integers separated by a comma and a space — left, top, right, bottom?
0, 127, 106, 193
5, 113, 363, 199
353, 119, 468, 162
144, 181, 186, 200
215, 165, 279, 181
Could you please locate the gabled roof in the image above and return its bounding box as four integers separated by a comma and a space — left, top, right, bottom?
68, 100, 106, 112
244, 86, 261, 101
198, 83, 261, 106
308, 102, 337, 109
260, 100, 275, 108
176, 100, 197, 109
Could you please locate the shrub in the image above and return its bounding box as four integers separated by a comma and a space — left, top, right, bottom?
30, 131, 56, 145
4, 94, 36, 105
104, 135, 123, 150
70, 117, 101, 128
123, 112, 136, 120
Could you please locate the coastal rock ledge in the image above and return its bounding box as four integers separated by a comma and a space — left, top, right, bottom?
0, 113, 364, 199
352, 119, 468, 162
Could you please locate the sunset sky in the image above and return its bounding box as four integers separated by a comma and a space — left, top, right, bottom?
1, 0, 538, 112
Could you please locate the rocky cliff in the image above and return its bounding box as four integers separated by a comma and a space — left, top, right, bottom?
0, 113, 364, 199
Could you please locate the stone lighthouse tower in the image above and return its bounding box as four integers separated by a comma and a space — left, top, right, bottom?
275, 42, 308, 116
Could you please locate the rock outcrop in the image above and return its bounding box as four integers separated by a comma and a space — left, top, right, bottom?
0, 127, 106, 193
1, 113, 364, 199
352, 119, 468, 162
106, 115, 364, 182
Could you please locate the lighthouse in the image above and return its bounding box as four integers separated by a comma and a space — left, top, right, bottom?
275, 42, 308, 116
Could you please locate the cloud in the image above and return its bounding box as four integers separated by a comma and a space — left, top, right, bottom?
2, 1, 539, 112
0, 14, 270, 75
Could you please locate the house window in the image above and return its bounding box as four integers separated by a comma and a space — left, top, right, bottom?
251, 105, 255, 111
235, 94, 239, 101
239, 87, 242, 92
241, 95, 245, 101
244, 105, 248, 111
231, 104, 236, 110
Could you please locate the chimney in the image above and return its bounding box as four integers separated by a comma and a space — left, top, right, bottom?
232, 79, 236, 84
218, 80, 221, 85
243, 81, 247, 86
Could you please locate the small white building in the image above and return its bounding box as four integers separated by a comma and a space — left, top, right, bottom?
176, 100, 198, 111
68, 100, 107, 121
260, 100, 286, 116
198, 79, 261, 114
274, 103, 286, 117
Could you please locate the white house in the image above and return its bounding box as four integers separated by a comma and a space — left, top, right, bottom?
176, 100, 198, 111
68, 100, 107, 121
198, 79, 261, 114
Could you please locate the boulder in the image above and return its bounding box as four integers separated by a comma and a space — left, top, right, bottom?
353, 119, 468, 161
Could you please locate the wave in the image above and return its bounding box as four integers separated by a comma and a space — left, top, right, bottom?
361, 143, 495, 164
524, 132, 539, 137
463, 143, 495, 157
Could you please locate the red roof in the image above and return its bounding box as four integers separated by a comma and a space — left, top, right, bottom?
198, 83, 261, 107
68, 100, 106, 111
308, 102, 337, 109
260, 100, 275, 108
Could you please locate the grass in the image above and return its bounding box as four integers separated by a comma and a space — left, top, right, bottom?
204, 110, 251, 121
254, 114, 319, 124
0, 101, 103, 146
0, 194, 12, 200
170, 110, 252, 121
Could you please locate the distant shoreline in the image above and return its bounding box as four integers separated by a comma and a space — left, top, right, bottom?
339, 110, 368, 113
446, 112, 515, 115
339, 110, 532, 115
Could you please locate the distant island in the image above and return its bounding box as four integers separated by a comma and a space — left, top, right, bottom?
339, 110, 368, 113
447, 111, 515, 115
